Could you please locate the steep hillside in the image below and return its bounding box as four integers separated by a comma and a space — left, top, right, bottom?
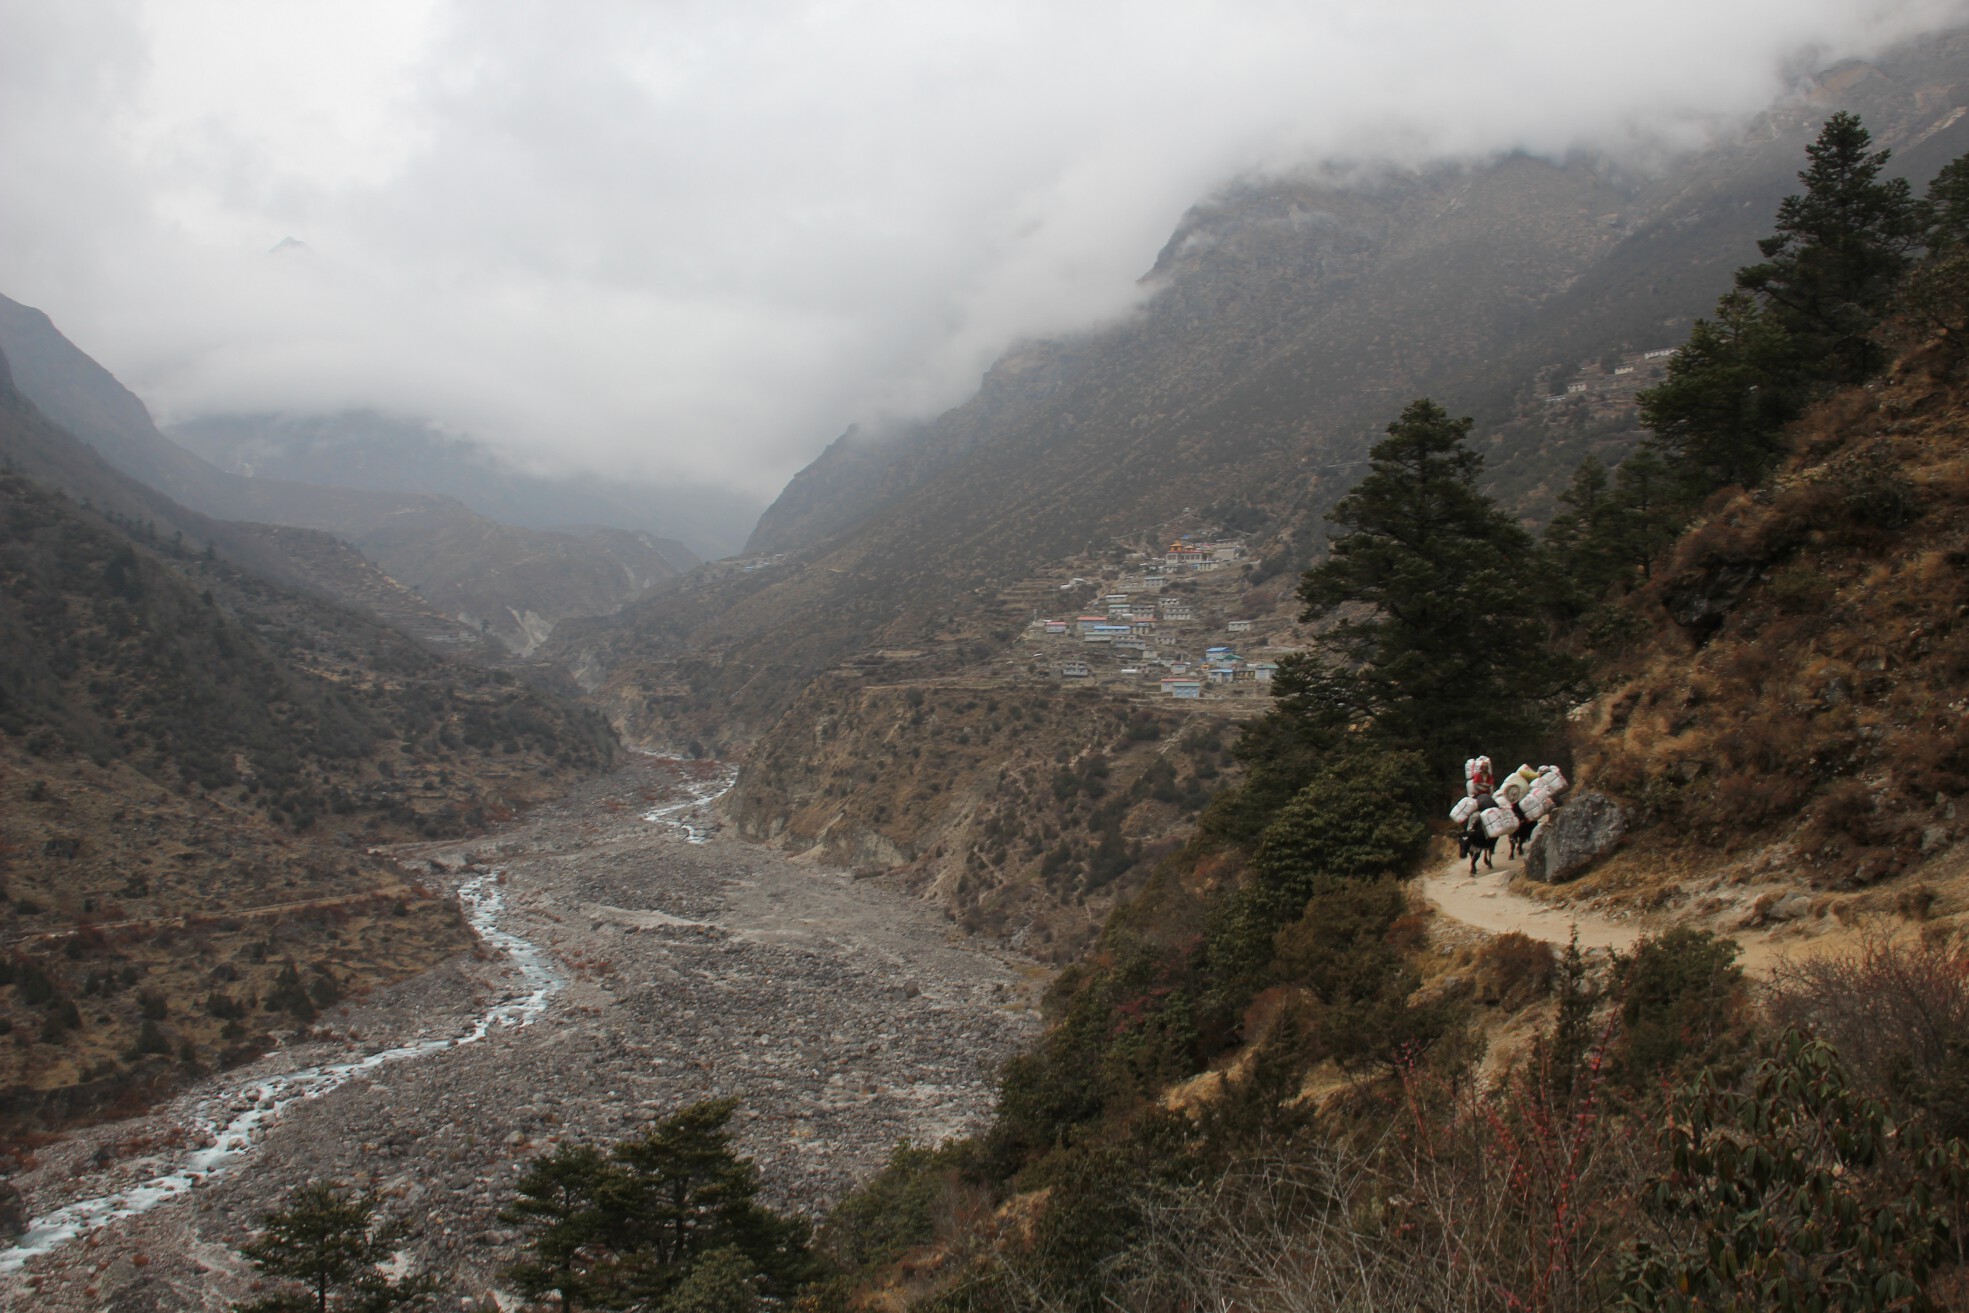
0, 295, 698, 652
795, 290, 1969, 1313
752, 39, 1969, 563
0, 336, 493, 647
731, 676, 1242, 962
563, 34, 1969, 767
1558, 337, 1969, 911
0, 362, 621, 1129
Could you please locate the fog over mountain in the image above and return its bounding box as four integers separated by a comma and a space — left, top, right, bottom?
2, 0, 1964, 500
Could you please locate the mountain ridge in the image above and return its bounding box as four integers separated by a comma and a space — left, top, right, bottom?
0, 295, 700, 653
168, 408, 760, 561
540, 31, 1969, 955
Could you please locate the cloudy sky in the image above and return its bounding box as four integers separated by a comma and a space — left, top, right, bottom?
2, 0, 1964, 497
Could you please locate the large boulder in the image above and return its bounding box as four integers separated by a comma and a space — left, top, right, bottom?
1522, 792, 1628, 884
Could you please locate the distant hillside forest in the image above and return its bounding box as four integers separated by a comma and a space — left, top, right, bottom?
0, 468, 617, 835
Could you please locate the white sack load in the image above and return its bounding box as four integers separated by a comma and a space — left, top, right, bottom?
1450, 796, 1479, 824
1520, 789, 1554, 822
1500, 780, 1527, 804
1510, 764, 1540, 793
1481, 806, 1520, 839
1537, 766, 1569, 795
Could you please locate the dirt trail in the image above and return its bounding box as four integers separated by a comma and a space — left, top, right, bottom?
1421, 850, 1865, 976
1421, 852, 1642, 952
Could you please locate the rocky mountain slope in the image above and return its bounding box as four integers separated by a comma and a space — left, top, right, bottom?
0, 349, 621, 1129
548, 33, 1969, 953
748, 39, 1969, 565
1558, 335, 1969, 911
571, 38, 1969, 726
0, 296, 701, 653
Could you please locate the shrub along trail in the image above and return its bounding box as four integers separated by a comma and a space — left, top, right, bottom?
0, 756, 1037, 1310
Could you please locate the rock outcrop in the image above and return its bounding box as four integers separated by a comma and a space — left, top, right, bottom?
1523, 792, 1628, 884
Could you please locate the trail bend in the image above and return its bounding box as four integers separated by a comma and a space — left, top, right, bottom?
1420, 852, 1641, 953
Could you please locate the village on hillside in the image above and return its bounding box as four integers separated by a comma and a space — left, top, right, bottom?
1540, 344, 1678, 410
1021, 532, 1300, 702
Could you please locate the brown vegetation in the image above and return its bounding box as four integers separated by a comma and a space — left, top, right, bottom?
0, 462, 618, 1129
729, 678, 1238, 960
1574, 341, 1969, 889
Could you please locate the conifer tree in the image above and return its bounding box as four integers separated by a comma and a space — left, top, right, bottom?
502, 1143, 614, 1311
1540, 457, 1616, 620
1636, 291, 1805, 495
1735, 110, 1919, 384
1294, 398, 1580, 778
233, 1184, 431, 1313
1918, 151, 1969, 250
1902, 153, 1969, 344
1599, 447, 1683, 580
501, 1100, 815, 1310
1638, 113, 1918, 502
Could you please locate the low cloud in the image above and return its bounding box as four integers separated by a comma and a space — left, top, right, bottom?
1, 0, 1963, 497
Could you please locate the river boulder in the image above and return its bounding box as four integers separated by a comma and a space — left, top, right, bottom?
1522, 792, 1628, 884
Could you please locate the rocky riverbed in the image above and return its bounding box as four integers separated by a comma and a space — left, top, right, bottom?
0, 758, 1040, 1309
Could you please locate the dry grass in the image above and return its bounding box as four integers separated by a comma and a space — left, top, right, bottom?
0, 747, 475, 1130
1573, 353, 1969, 895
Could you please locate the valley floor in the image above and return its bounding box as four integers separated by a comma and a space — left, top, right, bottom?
0, 758, 1038, 1309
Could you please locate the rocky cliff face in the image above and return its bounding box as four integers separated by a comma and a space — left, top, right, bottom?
728, 675, 1240, 960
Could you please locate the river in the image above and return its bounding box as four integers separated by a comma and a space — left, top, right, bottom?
0, 871, 560, 1274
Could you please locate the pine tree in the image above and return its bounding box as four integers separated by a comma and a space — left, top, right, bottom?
233, 1184, 431, 1313
1735, 110, 1919, 384
1636, 290, 1805, 495
1540, 457, 1616, 620
601, 1099, 812, 1305
501, 1101, 816, 1310
662, 1247, 762, 1313
1918, 152, 1969, 250
501, 1143, 614, 1311
1636, 114, 1918, 505
1902, 153, 1969, 345
1598, 447, 1683, 581
1295, 398, 1580, 779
